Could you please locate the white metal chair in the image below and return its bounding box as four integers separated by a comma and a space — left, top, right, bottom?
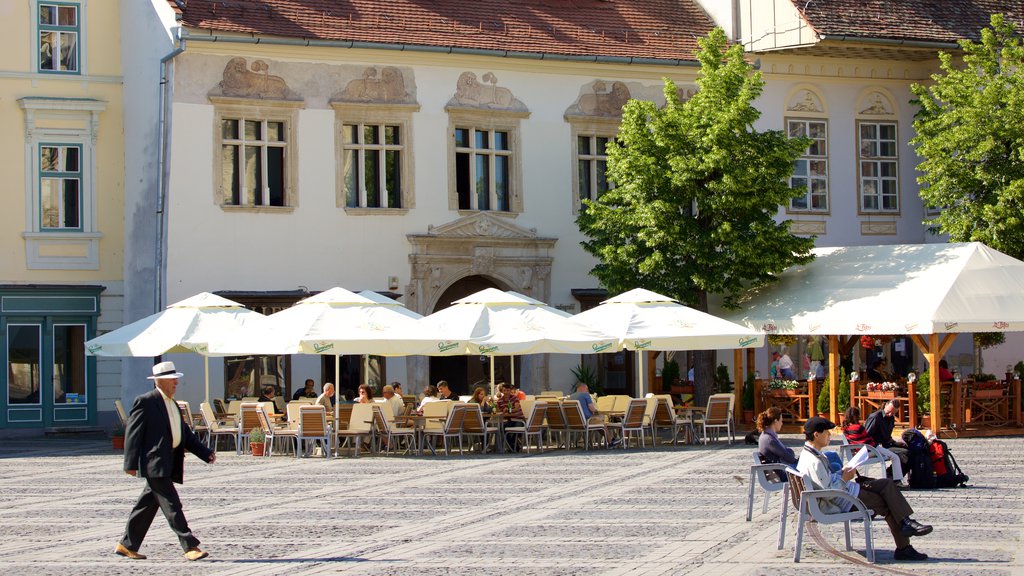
616, 398, 652, 448
460, 404, 499, 453
506, 401, 548, 454
784, 467, 876, 563
336, 403, 375, 457
200, 402, 237, 453
371, 404, 416, 455
746, 451, 790, 551
838, 436, 889, 480
296, 405, 331, 458
236, 403, 262, 454
256, 405, 296, 457
562, 400, 607, 449
114, 399, 129, 428
422, 404, 468, 455
701, 393, 735, 444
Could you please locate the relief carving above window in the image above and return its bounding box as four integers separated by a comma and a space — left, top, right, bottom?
565, 80, 631, 117
332, 66, 414, 104
787, 90, 823, 113
448, 72, 527, 111
210, 58, 300, 101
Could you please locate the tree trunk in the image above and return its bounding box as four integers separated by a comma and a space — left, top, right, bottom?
692, 290, 716, 405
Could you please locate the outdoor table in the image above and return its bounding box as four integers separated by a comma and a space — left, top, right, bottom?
396, 414, 447, 455
674, 406, 704, 444
487, 413, 524, 453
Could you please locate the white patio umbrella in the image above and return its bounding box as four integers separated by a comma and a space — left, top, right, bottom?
209, 287, 425, 426
84, 292, 269, 403
392, 288, 618, 392
565, 288, 764, 394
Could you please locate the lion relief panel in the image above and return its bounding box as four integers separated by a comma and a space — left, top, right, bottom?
209, 57, 300, 101
566, 80, 631, 117
332, 66, 414, 104
448, 72, 527, 111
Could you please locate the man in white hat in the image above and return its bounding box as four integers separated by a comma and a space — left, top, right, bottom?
115, 361, 216, 561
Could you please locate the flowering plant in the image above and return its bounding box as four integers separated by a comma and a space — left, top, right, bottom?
767, 379, 801, 390
866, 381, 899, 392
973, 380, 1006, 390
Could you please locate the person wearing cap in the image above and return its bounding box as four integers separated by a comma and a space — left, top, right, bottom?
797, 416, 932, 562
116, 361, 215, 562
864, 399, 910, 477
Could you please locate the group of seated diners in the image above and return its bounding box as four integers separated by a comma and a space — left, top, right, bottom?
755, 397, 932, 563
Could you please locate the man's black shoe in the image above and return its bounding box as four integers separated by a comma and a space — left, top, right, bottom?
894, 545, 928, 561
900, 518, 933, 537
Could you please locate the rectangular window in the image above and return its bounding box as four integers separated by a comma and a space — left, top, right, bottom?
221, 118, 288, 207
224, 355, 289, 400
859, 121, 899, 212
577, 135, 614, 204
53, 324, 86, 404
7, 324, 42, 405
787, 120, 828, 212
342, 123, 403, 208
38, 2, 79, 73
455, 127, 512, 211
39, 144, 82, 230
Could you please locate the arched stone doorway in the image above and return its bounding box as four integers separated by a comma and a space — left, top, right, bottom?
428, 275, 519, 395
404, 212, 556, 393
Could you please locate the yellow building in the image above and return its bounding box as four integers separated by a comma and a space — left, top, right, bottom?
0, 0, 123, 430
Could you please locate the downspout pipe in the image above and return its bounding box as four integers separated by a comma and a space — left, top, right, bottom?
156, 27, 185, 312
180, 30, 701, 67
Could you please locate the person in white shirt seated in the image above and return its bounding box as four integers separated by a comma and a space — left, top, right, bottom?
417, 385, 440, 412
797, 416, 932, 562
381, 384, 405, 418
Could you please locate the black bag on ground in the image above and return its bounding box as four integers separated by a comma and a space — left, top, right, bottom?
930, 438, 970, 487
902, 428, 936, 489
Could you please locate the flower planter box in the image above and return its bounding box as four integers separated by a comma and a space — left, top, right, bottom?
972, 388, 1005, 398
867, 391, 897, 399
670, 384, 695, 395
769, 389, 801, 397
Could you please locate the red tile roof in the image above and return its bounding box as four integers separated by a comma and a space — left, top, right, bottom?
795, 0, 1024, 44
178, 0, 714, 61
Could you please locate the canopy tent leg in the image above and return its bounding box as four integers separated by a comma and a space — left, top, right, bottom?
204, 356, 210, 405
828, 335, 840, 419
734, 349, 744, 426
910, 333, 957, 432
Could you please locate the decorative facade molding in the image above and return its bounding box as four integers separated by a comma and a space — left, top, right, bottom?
427, 212, 537, 239
790, 220, 826, 235
209, 58, 301, 101
565, 80, 631, 117
447, 71, 527, 111
861, 220, 897, 235
332, 66, 414, 104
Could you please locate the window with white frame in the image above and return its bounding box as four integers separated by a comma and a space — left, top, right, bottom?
37, 2, 79, 74
454, 127, 512, 211
858, 121, 899, 212
39, 144, 82, 230
577, 134, 614, 205
19, 97, 104, 270
787, 119, 828, 212
342, 123, 403, 209
220, 117, 288, 207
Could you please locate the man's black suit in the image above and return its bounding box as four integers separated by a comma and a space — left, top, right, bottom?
120, 388, 213, 552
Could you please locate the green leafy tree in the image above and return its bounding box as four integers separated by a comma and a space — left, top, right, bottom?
911, 14, 1024, 259
576, 27, 815, 402
838, 368, 851, 414
816, 379, 830, 415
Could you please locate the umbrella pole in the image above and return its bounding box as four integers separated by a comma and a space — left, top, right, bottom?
637, 351, 644, 397
490, 357, 496, 396
204, 356, 210, 405
334, 353, 340, 441
510, 356, 515, 391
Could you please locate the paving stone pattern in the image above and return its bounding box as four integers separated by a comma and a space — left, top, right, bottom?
0, 434, 1021, 575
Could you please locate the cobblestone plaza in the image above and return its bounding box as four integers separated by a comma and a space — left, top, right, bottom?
0, 434, 1021, 575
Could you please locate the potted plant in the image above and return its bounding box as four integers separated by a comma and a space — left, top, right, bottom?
111, 424, 125, 450
766, 379, 801, 397
741, 372, 755, 424
660, 359, 680, 394
816, 380, 830, 420
249, 427, 266, 456
571, 362, 603, 396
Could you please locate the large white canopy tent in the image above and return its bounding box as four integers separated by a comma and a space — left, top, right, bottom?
84, 293, 269, 404
723, 242, 1024, 429
566, 288, 764, 397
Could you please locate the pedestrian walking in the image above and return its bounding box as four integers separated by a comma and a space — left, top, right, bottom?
115, 361, 216, 561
